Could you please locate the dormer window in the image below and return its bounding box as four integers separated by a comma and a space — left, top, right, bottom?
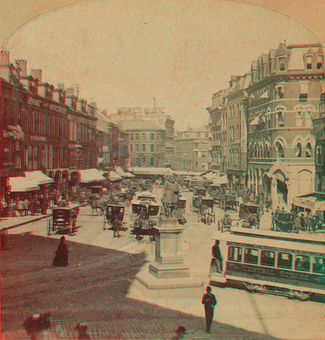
278, 57, 285, 71
306, 55, 313, 70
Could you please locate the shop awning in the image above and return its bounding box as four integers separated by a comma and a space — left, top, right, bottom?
79, 169, 106, 183
293, 192, 325, 212
9, 177, 39, 192
125, 172, 135, 178
24, 171, 54, 185
128, 167, 173, 176
115, 166, 127, 178
109, 171, 123, 181
212, 175, 227, 185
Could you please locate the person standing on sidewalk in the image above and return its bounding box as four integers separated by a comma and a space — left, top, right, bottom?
201, 286, 217, 333
53, 236, 69, 266
16, 198, 24, 217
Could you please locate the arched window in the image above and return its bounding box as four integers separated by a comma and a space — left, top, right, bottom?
316, 146, 322, 164
296, 143, 302, 157
275, 141, 284, 158
306, 143, 312, 157
305, 111, 313, 127
295, 111, 303, 127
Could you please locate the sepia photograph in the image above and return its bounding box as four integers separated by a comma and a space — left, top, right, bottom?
1, 0, 325, 339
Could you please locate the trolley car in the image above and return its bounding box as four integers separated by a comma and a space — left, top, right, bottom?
48, 204, 81, 236
210, 228, 325, 300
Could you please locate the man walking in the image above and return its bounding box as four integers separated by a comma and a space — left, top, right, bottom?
201, 286, 217, 333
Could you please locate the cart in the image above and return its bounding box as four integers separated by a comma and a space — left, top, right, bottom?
274, 211, 297, 233
103, 204, 127, 231
190, 186, 207, 213
198, 196, 215, 225
218, 214, 233, 232
239, 202, 260, 228
222, 194, 238, 211
47, 204, 81, 236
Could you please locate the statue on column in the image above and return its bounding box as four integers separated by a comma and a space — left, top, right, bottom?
161, 173, 182, 218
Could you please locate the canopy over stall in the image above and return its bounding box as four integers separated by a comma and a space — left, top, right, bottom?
79, 169, 106, 184
293, 192, 325, 213
128, 167, 173, 176
24, 170, 54, 185
125, 172, 135, 178
108, 171, 123, 182
114, 166, 127, 178
9, 177, 39, 192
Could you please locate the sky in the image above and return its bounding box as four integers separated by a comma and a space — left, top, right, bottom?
5, 0, 319, 130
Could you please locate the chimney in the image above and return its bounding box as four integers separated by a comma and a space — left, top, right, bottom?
0, 51, 10, 65
57, 83, 64, 90
15, 59, 27, 77
31, 69, 42, 81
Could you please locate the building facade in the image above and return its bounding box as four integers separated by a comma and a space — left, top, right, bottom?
0, 52, 98, 180
173, 125, 211, 171
246, 43, 324, 209
206, 90, 228, 174
120, 120, 166, 167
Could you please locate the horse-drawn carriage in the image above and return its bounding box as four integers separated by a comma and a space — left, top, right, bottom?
130, 192, 160, 240
190, 186, 207, 213
221, 194, 238, 211
198, 196, 216, 225
47, 204, 81, 236
273, 211, 298, 233
218, 213, 233, 232
239, 202, 260, 228
103, 203, 127, 232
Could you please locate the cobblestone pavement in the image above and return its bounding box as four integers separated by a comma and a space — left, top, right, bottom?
2, 189, 325, 339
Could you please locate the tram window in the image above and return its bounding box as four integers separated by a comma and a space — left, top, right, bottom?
312, 257, 325, 274
244, 248, 259, 264
294, 255, 311, 272
260, 250, 275, 267
277, 253, 293, 269
228, 247, 243, 262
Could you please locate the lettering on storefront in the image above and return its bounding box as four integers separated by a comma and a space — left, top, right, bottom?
30, 135, 47, 142
117, 107, 166, 114
27, 96, 68, 114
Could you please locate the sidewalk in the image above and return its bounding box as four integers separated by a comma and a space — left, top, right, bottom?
0, 213, 50, 230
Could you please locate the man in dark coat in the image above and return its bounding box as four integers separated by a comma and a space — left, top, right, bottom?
202, 286, 217, 333
211, 240, 222, 273
53, 236, 69, 266
23, 313, 51, 339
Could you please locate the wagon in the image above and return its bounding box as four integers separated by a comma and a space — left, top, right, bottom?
239, 203, 260, 228
198, 196, 215, 225
47, 204, 81, 236
218, 214, 233, 232
190, 186, 207, 213
274, 211, 297, 233
103, 204, 127, 231
222, 194, 238, 211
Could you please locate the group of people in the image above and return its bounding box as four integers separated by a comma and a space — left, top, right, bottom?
0, 196, 48, 218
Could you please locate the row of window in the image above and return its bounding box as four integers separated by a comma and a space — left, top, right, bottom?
129, 132, 163, 141
129, 157, 162, 167
228, 246, 325, 274
228, 103, 241, 119
129, 144, 163, 152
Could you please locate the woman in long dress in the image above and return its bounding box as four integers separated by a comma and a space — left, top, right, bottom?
53, 236, 69, 266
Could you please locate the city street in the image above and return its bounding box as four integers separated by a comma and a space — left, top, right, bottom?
1, 188, 325, 339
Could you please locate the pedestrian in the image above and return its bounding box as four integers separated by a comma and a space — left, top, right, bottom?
300, 214, 306, 231
16, 198, 24, 217
112, 217, 121, 238
9, 199, 16, 217
201, 286, 217, 333
53, 236, 69, 266
171, 326, 186, 339
30, 197, 36, 216
75, 322, 90, 339
211, 240, 222, 273
23, 197, 30, 216
23, 312, 51, 339
271, 211, 276, 231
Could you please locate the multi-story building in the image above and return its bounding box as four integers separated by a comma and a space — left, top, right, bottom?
206, 90, 228, 174
107, 106, 175, 166
313, 101, 325, 192
225, 74, 250, 191
173, 125, 211, 171
0, 51, 97, 181
120, 120, 166, 167
246, 43, 324, 209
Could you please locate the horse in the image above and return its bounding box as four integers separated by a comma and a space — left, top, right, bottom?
88, 194, 109, 216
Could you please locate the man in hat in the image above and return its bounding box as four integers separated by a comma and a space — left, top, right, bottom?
202, 286, 217, 333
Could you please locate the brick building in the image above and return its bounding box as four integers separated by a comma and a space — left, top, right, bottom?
246, 43, 324, 209
173, 125, 211, 171
120, 120, 166, 167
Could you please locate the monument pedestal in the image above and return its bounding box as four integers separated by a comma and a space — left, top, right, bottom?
135, 216, 204, 296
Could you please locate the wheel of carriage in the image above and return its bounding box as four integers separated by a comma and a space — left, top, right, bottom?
47, 218, 53, 236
